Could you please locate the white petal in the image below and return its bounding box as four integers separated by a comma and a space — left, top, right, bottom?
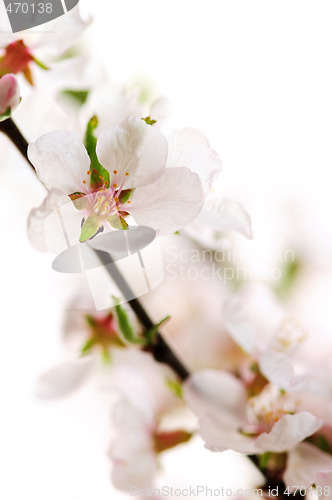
109, 430, 157, 491
27, 189, 82, 253
255, 412, 323, 453
166, 128, 221, 194
284, 443, 332, 490
28, 131, 91, 194
259, 350, 296, 389
150, 96, 172, 122
184, 370, 248, 421
129, 167, 203, 234
184, 371, 257, 454
195, 196, 253, 239
223, 296, 257, 354
96, 116, 167, 188
35, 358, 93, 399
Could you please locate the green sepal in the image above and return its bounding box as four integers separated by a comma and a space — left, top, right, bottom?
0, 107, 11, 122
106, 214, 129, 230
113, 298, 145, 345
79, 216, 100, 243
81, 337, 98, 355
32, 55, 49, 70
142, 116, 156, 126
154, 430, 193, 453
69, 193, 89, 211
166, 378, 183, 398
119, 189, 134, 204
84, 115, 110, 189
61, 89, 89, 106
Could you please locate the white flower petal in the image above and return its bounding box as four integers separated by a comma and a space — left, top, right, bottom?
35, 358, 94, 399
27, 189, 82, 253
28, 131, 91, 194
184, 371, 257, 454
109, 430, 157, 491
223, 296, 258, 354
96, 116, 167, 189
150, 96, 171, 122
259, 350, 296, 390
284, 443, 332, 490
184, 370, 248, 420
195, 196, 252, 239
166, 128, 221, 194
255, 412, 323, 453
129, 167, 203, 234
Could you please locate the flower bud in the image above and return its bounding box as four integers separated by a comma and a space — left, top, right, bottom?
0, 74, 20, 120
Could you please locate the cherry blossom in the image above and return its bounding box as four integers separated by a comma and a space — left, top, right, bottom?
108, 351, 192, 491
27, 115, 208, 247
0, 6, 90, 85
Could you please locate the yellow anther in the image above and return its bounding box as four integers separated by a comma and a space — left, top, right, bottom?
113, 183, 117, 188
115, 197, 119, 202
125, 172, 129, 176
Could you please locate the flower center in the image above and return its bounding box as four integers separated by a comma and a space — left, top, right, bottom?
0, 40, 34, 84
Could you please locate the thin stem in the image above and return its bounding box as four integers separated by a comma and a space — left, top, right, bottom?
0, 118, 35, 170
0, 117, 190, 381
94, 250, 190, 380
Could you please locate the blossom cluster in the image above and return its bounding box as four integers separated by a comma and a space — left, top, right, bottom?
1, 5, 332, 500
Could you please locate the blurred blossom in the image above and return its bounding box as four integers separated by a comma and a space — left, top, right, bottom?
0, 6, 91, 85
108, 350, 192, 491
0, 73, 20, 119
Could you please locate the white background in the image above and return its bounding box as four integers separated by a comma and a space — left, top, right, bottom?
1, 1, 332, 499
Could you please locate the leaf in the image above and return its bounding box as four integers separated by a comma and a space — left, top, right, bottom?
142, 116, 157, 126
84, 115, 110, 189
113, 299, 145, 345
144, 315, 170, 344
0, 107, 11, 122
79, 216, 100, 243
106, 214, 128, 230
61, 89, 89, 106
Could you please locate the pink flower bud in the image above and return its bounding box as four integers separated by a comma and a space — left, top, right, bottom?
0, 74, 20, 118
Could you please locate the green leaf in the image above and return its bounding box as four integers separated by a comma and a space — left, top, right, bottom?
84, 115, 110, 189
61, 89, 89, 106
144, 315, 170, 344
0, 107, 11, 122
142, 116, 157, 126
113, 298, 145, 345
106, 214, 129, 230
79, 216, 100, 243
